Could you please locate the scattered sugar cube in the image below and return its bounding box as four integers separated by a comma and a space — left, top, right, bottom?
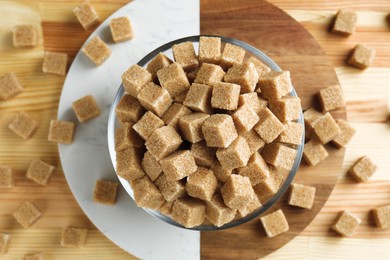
26, 160, 55, 186
232, 104, 259, 134
318, 85, 345, 112
172, 41, 198, 72
183, 83, 213, 113
348, 156, 377, 182
194, 63, 225, 85
82, 36, 111, 65
276, 121, 304, 145
202, 114, 238, 148
157, 62, 190, 98
8, 112, 39, 139
186, 167, 218, 201
247, 56, 271, 77
372, 204, 390, 229
237, 152, 270, 186
210, 160, 232, 183
220, 43, 245, 70
224, 62, 259, 93
242, 129, 265, 155
331, 119, 356, 148
221, 175, 253, 209
0, 73, 24, 101
199, 36, 221, 65
110, 16, 133, 43
303, 139, 329, 166
122, 64, 152, 97
260, 209, 289, 238
72, 95, 101, 123
257, 71, 292, 100
115, 122, 144, 151
161, 103, 191, 130
42, 51, 68, 76
262, 143, 297, 170
23, 253, 44, 260
115, 94, 145, 123
303, 108, 322, 140
155, 174, 186, 202
48, 120, 76, 144
73, 1, 100, 30
332, 9, 357, 36
116, 147, 145, 181
0, 165, 14, 189
217, 136, 251, 170
190, 141, 216, 168
238, 92, 268, 114
288, 183, 316, 209
179, 113, 210, 143
147, 53, 172, 81
211, 82, 240, 110
141, 151, 162, 181
133, 111, 164, 140
160, 150, 197, 181
61, 227, 88, 247
133, 176, 164, 210
13, 25, 37, 48
348, 44, 375, 70
13, 201, 42, 228
253, 108, 284, 143
269, 96, 301, 122
331, 210, 361, 237
145, 126, 182, 160
0, 232, 10, 255
93, 180, 118, 205
172, 197, 205, 228
312, 112, 341, 144
206, 193, 236, 227
253, 172, 283, 200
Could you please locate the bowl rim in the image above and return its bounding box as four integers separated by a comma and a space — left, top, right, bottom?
107, 35, 305, 231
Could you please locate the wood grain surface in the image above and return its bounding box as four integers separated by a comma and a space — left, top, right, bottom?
0, 0, 389, 259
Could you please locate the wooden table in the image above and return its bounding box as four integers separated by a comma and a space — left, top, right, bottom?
1, 0, 389, 259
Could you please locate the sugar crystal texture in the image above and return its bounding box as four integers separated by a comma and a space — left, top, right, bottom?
260, 209, 289, 238
73, 1, 100, 30
110, 16, 134, 43
82, 36, 111, 65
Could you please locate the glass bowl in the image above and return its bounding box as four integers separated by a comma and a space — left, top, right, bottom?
107, 35, 304, 231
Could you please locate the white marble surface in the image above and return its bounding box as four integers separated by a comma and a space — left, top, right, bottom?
57, 0, 200, 259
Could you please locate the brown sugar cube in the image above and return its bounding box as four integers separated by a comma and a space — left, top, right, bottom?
116, 147, 145, 182
221, 175, 253, 209
115, 94, 145, 123
269, 96, 301, 123
0, 73, 24, 101
173, 91, 188, 103
253, 172, 283, 200
160, 150, 197, 181
9, 112, 39, 139
133, 111, 164, 140
257, 71, 292, 100
318, 85, 346, 112
141, 151, 162, 181
73, 1, 100, 30
332, 9, 357, 36
262, 143, 297, 170
372, 204, 390, 228
82, 36, 111, 65
348, 156, 377, 182
260, 209, 289, 238
187, 69, 198, 84
194, 63, 225, 85
238, 92, 268, 114
202, 114, 238, 148
247, 56, 271, 77
179, 113, 210, 143
220, 43, 245, 70
183, 83, 213, 114
13, 25, 37, 48
0, 232, 11, 255
133, 176, 164, 210
155, 174, 186, 202
232, 104, 259, 134
331, 210, 361, 237
23, 253, 44, 260
199, 36, 221, 65
157, 62, 190, 98
312, 112, 341, 144
238, 191, 262, 217
172, 197, 205, 228
276, 121, 304, 145
61, 227, 88, 248
72, 95, 101, 123
211, 82, 240, 110
348, 44, 376, 70
42, 51, 68, 76
48, 120, 75, 144
147, 53, 172, 82
237, 152, 270, 186
110, 16, 133, 43
224, 62, 259, 93
331, 119, 356, 148
217, 136, 251, 170
242, 129, 265, 155
253, 108, 284, 143
172, 41, 198, 72
0, 165, 14, 189
145, 126, 182, 160
210, 161, 232, 183
288, 183, 316, 209
186, 167, 218, 201
13, 201, 42, 228
159, 201, 174, 216
190, 141, 216, 168
206, 193, 236, 227
93, 180, 118, 205
121, 64, 152, 97
161, 103, 191, 130
26, 160, 55, 186
303, 139, 328, 166
115, 122, 144, 151
303, 108, 322, 140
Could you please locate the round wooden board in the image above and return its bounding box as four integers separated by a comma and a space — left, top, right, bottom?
200, 0, 347, 259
